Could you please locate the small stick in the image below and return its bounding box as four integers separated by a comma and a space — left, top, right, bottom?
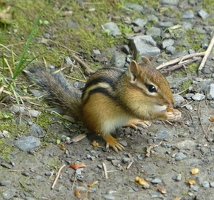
102, 162, 108, 179
197, 102, 210, 141
71, 174, 77, 190
126, 153, 134, 169
198, 36, 214, 72
156, 52, 205, 70
72, 54, 95, 75
51, 164, 66, 189
160, 57, 201, 73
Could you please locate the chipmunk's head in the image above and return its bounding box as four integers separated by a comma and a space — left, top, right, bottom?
124, 57, 174, 119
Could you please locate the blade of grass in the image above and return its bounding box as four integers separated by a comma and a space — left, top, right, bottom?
8, 9, 45, 88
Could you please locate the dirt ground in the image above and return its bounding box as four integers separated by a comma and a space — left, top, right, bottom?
0, 0, 214, 200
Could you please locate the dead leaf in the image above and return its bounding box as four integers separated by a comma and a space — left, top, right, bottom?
186, 179, 196, 185
158, 186, 167, 194
135, 176, 150, 188
70, 163, 86, 170
71, 134, 87, 143
88, 180, 98, 188
75, 189, 81, 197
0, 6, 13, 24
190, 168, 200, 175
91, 140, 102, 148
210, 116, 214, 122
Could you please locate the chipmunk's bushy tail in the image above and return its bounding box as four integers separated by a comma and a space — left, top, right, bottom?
25, 62, 83, 121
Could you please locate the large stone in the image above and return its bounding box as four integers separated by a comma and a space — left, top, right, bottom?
130, 35, 160, 59
103, 22, 121, 36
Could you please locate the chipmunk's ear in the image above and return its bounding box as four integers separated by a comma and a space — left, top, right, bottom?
128, 60, 141, 83
141, 56, 152, 66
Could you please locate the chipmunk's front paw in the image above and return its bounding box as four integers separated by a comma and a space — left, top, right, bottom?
125, 119, 152, 130
166, 108, 181, 121
103, 134, 124, 152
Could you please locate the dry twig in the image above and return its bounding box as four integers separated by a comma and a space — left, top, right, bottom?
51, 164, 66, 189
156, 36, 214, 74
197, 102, 211, 142
156, 52, 205, 70
126, 153, 134, 169
102, 162, 108, 179
72, 53, 95, 75
160, 57, 201, 74
198, 36, 214, 72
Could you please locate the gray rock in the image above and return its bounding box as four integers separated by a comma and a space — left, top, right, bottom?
132, 18, 147, 28
28, 124, 44, 138
93, 49, 101, 55
146, 27, 161, 37
130, 35, 160, 59
210, 182, 214, 187
185, 93, 194, 99
1, 163, 13, 169
166, 46, 176, 54
202, 181, 210, 188
190, 185, 199, 191
155, 130, 169, 140
198, 9, 209, 19
0, 181, 11, 186
111, 159, 121, 166
173, 94, 185, 106
160, 0, 180, 5
64, 56, 73, 65
147, 15, 159, 22
182, 22, 192, 31
10, 105, 25, 113
103, 194, 115, 200
151, 178, 162, 184
192, 93, 205, 101
175, 140, 196, 150
67, 20, 78, 29
183, 10, 194, 19
2, 189, 17, 200
158, 21, 174, 27
103, 22, 121, 36
28, 110, 41, 117
175, 152, 187, 161
184, 104, 193, 111
207, 84, 214, 100
14, 136, 41, 151
162, 39, 174, 48
174, 173, 182, 181
111, 51, 126, 68
121, 45, 130, 54
124, 3, 144, 12
122, 157, 131, 163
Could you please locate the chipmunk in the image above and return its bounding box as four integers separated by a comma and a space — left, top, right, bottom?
26, 57, 181, 152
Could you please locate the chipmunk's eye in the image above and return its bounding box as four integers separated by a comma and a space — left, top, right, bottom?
146, 84, 157, 93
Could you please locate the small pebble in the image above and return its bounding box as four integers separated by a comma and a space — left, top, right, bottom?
192, 93, 205, 101
185, 104, 193, 110
151, 178, 162, 184
210, 182, 214, 188
14, 136, 41, 152
1, 163, 13, 169
122, 157, 131, 163
174, 152, 187, 161
0, 181, 11, 186
190, 185, 199, 191
111, 160, 121, 166
198, 9, 209, 19
202, 181, 210, 188
175, 173, 182, 181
